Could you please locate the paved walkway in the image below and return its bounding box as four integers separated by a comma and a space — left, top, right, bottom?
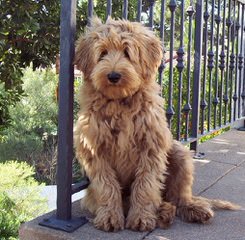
19, 129, 245, 240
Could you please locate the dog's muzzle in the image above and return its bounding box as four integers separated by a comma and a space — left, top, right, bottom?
107, 71, 121, 83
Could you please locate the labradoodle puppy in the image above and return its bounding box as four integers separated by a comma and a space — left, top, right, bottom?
74, 18, 239, 232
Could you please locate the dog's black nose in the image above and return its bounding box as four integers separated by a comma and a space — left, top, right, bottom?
107, 72, 121, 83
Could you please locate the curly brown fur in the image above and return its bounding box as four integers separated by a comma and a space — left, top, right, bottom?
74, 18, 239, 232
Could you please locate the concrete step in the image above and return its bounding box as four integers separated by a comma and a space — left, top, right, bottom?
19, 129, 245, 240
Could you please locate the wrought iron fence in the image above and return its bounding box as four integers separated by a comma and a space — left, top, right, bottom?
39, 0, 245, 232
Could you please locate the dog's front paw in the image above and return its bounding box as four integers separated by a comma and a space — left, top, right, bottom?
126, 208, 156, 231
157, 202, 176, 229
94, 207, 125, 232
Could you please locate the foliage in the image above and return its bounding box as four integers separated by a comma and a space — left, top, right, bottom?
199, 126, 231, 143
0, 67, 58, 184
0, 193, 20, 240
0, 161, 47, 240
0, 0, 60, 129
0, 82, 21, 131
14, 67, 58, 135
0, 67, 84, 184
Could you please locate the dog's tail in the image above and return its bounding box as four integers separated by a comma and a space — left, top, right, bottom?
192, 196, 241, 210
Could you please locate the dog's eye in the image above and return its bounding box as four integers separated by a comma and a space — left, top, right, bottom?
98, 50, 108, 61
124, 49, 130, 59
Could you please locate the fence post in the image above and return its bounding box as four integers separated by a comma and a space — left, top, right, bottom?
190, 0, 204, 152
39, 0, 87, 232
56, 0, 76, 222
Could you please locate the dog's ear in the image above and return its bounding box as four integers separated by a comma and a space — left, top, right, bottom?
74, 17, 103, 77
74, 36, 91, 75
136, 28, 163, 82
74, 32, 98, 77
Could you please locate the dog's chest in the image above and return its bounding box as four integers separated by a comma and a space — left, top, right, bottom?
99, 100, 136, 144
101, 111, 136, 156
97, 102, 140, 184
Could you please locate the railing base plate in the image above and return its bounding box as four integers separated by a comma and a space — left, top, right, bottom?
39, 215, 88, 233
193, 152, 205, 159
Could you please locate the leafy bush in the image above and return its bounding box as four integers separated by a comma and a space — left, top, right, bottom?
0, 67, 58, 184
11, 67, 58, 135
0, 193, 20, 240
0, 67, 83, 184
0, 161, 47, 240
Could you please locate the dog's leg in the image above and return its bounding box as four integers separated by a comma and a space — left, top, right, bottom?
84, 159, 125, 232
164, 141, 214, 223
125, 145, 172, 231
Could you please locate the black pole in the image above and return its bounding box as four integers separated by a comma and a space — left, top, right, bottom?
56, 0, 76, 221
39, 0, 87, 232
190, 0, 204, 152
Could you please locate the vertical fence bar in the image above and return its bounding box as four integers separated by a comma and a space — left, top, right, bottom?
136, 0, 142, 22
233, 2, 240, 121
200, 0, 209, 134
148, 0, 155, 29
183, 4, 194, 140
176, 0, 185, 140
159, 0, 166, 41
190, 0, 204, 152
238, 3, 244, 118
213, 0, 221, 129
123, 0, 128, 19
166, 0, 177, 129
56, 0, 76, 221
242, 4, 245, 116
207, 0, 215, 131
88, 0, 93, 19
106, 0, 112, 19
229, 0, 236, 122
219, 0, 226, 127
39, 0, 88, 231
224, 0, 232, 124
158, 0, 166, 95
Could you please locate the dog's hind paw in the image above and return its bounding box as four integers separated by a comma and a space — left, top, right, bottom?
93, 207, 125, 232
126, 209, 156, 232
157, 202, 176, 229
177, 203, 214, 223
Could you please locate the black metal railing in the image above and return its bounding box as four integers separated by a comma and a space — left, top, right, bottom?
39, 0, 245, 232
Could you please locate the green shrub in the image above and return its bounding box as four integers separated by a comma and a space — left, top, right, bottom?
0, 132, 42, 164
0, 67, 59, 184
9, 67, 58, 137
0, 193, 21, 240
0, 67, 85, 184
0, 161, 48, 240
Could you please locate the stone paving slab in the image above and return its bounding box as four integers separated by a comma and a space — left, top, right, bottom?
145, 210, 245, 240
192, 159, 235, 195
201, 164, 245, 205
198, 129, 245, 165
